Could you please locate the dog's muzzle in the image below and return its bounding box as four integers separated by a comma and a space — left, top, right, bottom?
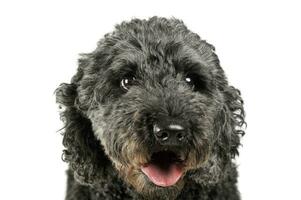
140, 121, 190, 187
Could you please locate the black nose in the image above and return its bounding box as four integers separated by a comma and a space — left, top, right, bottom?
153, 123, 187, 145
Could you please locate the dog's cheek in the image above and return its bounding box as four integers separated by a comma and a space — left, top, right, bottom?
88, 106, 146, 168
88, 108, 106, 137
186, 154, 224, 185
88, 108, 113, 159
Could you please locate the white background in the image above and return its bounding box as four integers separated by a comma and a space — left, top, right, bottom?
0, 0, 300, 199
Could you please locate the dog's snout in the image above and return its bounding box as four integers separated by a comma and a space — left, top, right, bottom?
153, 123, 187, 145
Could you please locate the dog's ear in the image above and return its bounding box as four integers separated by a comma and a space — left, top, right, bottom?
187, 84, 245, 185
197, 40, 246, 158
214, 85, 246, 159
55, 55, 110, 185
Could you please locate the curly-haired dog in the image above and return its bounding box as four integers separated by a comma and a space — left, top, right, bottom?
56, 17, 245, 200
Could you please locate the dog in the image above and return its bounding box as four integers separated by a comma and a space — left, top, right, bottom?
55, 17, 245, 200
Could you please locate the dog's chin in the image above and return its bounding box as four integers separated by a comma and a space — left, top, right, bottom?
139, 176, 185, 199
133, 170, 185, 200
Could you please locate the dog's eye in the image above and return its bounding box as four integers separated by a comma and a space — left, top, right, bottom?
185, 77, 193, 85
121, 76, 136, 91
185, 74, 196, 87
185, 73, 206, 91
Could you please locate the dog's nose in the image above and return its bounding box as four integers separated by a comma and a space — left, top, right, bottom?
153, 123, 187, 145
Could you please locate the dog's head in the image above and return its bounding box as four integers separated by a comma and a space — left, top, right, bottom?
56, 17, 245, 199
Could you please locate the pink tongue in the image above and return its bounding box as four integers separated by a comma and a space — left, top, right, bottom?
141, 163, 183, 187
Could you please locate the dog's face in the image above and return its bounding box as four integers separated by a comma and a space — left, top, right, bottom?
56, 17, 245, 199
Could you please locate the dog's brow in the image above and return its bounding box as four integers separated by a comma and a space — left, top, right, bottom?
173, 58, 204, 73
110, 60, 138, 74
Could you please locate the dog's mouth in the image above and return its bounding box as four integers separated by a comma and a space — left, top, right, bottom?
141, 150, 185, 187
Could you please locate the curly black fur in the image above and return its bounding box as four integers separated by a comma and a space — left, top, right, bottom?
56, 17, 245, 200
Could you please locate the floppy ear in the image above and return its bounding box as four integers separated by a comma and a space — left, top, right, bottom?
186, 85, 245, 186
214, 85, 246, 159
55, 56, 110, 185
197, 40, 246, 159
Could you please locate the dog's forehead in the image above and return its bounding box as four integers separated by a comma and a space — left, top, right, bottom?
96, 18, 216, 78
109, 39, 206, 75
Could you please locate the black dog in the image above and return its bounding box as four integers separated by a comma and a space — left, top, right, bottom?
56, 17, 245, 200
